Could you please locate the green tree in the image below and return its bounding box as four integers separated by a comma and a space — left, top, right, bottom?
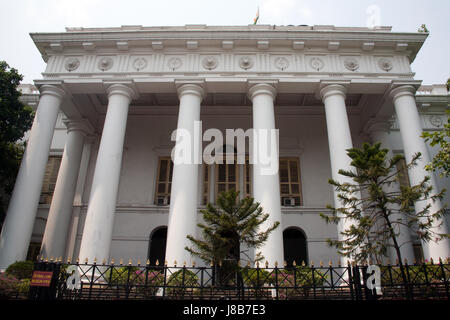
422, 110, 450, 177
185, 189, 279, 283
321, 143, 447, 282
0, 61, 34, 229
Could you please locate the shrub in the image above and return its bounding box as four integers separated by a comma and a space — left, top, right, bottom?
0, 272, 20, 299
5, 261, 34, 280
240, 267, 274, 287
105, 266, 141, 285
166, 269, 199, 296
276, 267, 328, 298
134, 269, 165, 297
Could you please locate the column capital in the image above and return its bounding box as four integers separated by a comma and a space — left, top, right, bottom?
176, 82, 206, 100
389, 85, 416, 102
319, 84, 347, 101
364, 118, 393, 136
248, 83, 277, 101
39, 84, 66, 100
63, 118, 95, 136
105, 83, 138, 101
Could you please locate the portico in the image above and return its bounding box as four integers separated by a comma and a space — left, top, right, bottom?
0, 25, 448, 270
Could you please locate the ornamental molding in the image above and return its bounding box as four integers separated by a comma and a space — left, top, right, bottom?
201, 56, 218, 70
309, 57, 324, 71
239, 56, 254, 70
274, 57, 289, 71
429, 115, 443, 128
44, 52, 413, 76
132, 57, 147, 71
167, 57, 182, 71
64, 57, 80, 72
343, 57, 359, 71
98, 57, 113, 71
377, 57, 393, 72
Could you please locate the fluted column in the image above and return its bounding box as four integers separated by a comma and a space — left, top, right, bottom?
248, 83, 284, 266
390, 85, 449, 260
78, 84, 136, 263
366, 120, 415, 263
320, 84, 356, 265
40, 119, 93, 259
0, 85, 65, 270
165, 83, 205, 266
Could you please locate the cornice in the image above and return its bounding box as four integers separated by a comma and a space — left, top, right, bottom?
30, 25, 427, 63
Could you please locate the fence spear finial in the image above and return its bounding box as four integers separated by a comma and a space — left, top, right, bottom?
192, 260, 196, 267
293, 260, 297, 267
119, 258, 123, 265
174, 260, 177, 267
155, 259, 159, 266
137, 259, 141, 266
84, 257, 88, 264
147, 259, 151, 266
111, 258, 115, 265
265, 261, 269, 268
128, 259, 133, 266
102, 259, 106, 265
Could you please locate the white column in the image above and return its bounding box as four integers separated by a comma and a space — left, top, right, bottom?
78, 84, 136, 263
65, 139, 94, 260
165, 83, 205, 266
367, 121, 415, 263
320, 84, 355, 265
40, 119, 92, 259
0, 85, 65, 270
248, 83, 284, 266
390, 85, 449, 260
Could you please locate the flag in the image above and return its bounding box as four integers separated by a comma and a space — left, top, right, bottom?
253, 7, 259, 24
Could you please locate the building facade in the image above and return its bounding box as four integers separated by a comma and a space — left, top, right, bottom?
0, 25, 449, 270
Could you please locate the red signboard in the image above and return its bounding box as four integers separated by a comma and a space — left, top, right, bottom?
30, 271, 53, 287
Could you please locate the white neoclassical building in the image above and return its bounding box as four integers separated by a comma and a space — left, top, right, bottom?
0, 24, 449, 270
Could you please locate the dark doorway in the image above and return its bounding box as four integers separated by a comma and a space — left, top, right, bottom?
283, 227, 308, 266
148, 227, 167, 266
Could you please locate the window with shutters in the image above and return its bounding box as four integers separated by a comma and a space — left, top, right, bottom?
40, 156, 62, 204
279, 158, 302, 206
154, 157, 173, 205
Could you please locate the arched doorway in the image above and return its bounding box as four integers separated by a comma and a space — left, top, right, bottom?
283, 227, 308, 266
147, 226, 167, 266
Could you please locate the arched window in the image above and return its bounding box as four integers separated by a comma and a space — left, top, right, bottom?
283, 227, 308, 266
148, 226, 167, 266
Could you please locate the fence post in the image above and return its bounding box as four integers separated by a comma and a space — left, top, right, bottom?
274, 264, 279, 300
438, 258, 449, 300
347, 261, 354, 300
311, 263, 317, 299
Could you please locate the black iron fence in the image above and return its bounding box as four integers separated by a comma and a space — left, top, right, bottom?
25, 259, 450, 300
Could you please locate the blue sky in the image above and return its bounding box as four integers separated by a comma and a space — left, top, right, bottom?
1, 0, 449, 84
